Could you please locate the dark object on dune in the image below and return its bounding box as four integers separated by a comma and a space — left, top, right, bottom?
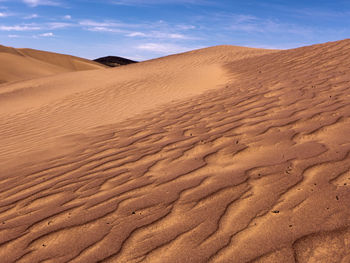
94, 56, 137, 67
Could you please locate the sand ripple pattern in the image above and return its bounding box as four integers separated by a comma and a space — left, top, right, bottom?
1, 40, 350, 262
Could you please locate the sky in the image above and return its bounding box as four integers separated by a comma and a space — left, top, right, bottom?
0, 0, 350, 61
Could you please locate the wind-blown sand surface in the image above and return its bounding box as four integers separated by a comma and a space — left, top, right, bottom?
0, 39, 350, 262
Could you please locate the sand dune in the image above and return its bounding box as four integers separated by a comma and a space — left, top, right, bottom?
0, 40, 350, 262
0, 45, 105, 84
0, 45, 275, 161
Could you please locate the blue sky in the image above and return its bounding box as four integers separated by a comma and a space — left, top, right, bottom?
0, 0, 350, 60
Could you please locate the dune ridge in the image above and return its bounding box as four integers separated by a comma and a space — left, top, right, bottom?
0, 40, 350, 262
0, 44, 106, 84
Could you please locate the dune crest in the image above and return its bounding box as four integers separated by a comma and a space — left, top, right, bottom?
0, 40, 350, 262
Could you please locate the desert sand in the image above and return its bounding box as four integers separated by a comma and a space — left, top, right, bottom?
0, 39, 350, 262
0, 45, 105, 84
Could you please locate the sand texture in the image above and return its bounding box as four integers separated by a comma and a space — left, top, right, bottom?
0, 40, 350, 262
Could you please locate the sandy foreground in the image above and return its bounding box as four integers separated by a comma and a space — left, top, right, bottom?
0, 39, 350, 262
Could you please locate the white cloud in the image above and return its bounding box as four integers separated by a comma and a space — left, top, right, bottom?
168, 33, 187, 39
79, 20, 137, 28
79, 20, 115, 27
87, 26, 123, 33
0, 25, 41, 31
78, 19, 199, 42
136, 43, 199, 54
126, 31, 196, 40
22, 0, 61, 7
63, 14, 71, 19
152, 32, 192, 39
39, 32, 54, 37
48, 22, 72, 29
8, 34, 20, 38
112, 0, 212, 6
0, 12, 8, 17
127, 31, 147, 37
79, 20, 144, 34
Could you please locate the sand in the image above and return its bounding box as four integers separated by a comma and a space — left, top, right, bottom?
0, 45, 105, 84
0, 40, 350, 262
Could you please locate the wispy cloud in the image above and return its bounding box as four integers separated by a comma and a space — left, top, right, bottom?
39, 32, 54, 37
79, 20, 116, 28
127, 31, 146, 37
79, 19, 142, 29
111, 0, 212, 6
48, 22, 73, 29
127, 31, 196, 40
79, 20, 125, 33
0, 24, 41, 31
22, 0, 62, 7
87, 26, 123, 33
8, 34, 20, 38
0, 20, 73, 33
78, 19, 198, 40
136, 42, 201, 54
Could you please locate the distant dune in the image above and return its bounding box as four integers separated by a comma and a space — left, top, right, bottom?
94, 56, 137, 67
0, 40, 350, 262
0, 44, 106, 84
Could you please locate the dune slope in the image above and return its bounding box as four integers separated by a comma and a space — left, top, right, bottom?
0, 40, 350, 262
0, 45, 275, 161
0, 45, 105, 84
